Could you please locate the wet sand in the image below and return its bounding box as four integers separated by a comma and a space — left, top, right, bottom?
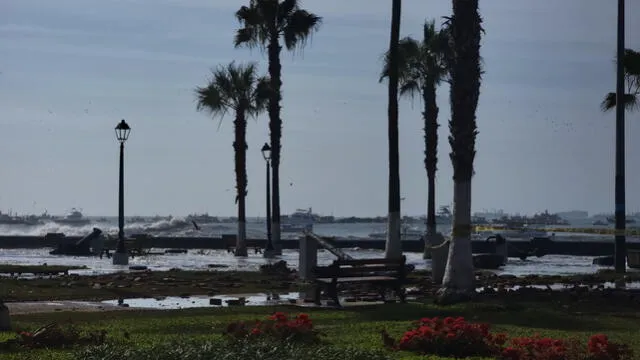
5, 300, 135, 315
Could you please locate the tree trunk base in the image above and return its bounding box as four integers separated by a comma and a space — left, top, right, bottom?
435, 287, 475, 305
0, 301, 11, 331
428, 233, 448, 285
234, 248, 248, 257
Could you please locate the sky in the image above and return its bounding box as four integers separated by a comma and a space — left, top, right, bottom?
0, 0, 639, 218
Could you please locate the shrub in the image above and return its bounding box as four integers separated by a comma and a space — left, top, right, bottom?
395, 316, 498, 358
0, 322, 106, 350
388, 317, 634, 360
224, 312, 320, 344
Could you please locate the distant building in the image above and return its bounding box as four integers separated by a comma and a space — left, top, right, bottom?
473, 209, 505, 221
556, 210, 588, 220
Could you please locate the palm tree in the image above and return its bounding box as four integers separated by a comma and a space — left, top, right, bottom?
195, 62, 270, 257
380, 20, 451, 257
437, 0, 484, 303
601, 48, 640, 112
382, 0, 403, 259
234, 0, 322, 252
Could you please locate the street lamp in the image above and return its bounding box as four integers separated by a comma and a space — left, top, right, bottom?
113, 119, 131, 265
261, 143, 275, 257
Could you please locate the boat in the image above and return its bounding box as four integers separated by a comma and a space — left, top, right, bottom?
186, 213, 219, 224
472, 224, 550, 241
281, 208, 315, 233
54, 208, 91, 226
592, 220, 608, 226
607, 216, 636, 224
0, 211, 31, 225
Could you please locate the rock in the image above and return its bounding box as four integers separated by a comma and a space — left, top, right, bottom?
225, 298, 246, 306
92, 283, 101, 289
592, 256, 614, 266
473, 254, 505, 270
207, 264, 229, 269
134, 277, 142, 282
209, 298, 222, 306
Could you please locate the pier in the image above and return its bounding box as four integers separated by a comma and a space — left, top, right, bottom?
0, 234, 638, 256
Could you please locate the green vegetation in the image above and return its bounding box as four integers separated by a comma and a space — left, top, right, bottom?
1, 299, 638, 360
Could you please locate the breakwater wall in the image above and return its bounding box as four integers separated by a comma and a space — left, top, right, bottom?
0, 235, 639, 256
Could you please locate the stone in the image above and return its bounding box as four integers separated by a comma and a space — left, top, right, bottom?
209, 298, 222, 306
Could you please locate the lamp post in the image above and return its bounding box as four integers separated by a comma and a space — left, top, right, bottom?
614, 0, 626, 273
113, 119, 131, 265
261, 143, 275, 258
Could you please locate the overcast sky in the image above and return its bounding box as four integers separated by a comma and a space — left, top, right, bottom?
1, 0, 639, 217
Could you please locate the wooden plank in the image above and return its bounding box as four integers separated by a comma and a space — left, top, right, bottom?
315, 276, 397, 283
335, 256, 406, 266
329, 266, 402, 277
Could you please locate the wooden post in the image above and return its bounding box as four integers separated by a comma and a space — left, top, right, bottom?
299, 234, 318, 281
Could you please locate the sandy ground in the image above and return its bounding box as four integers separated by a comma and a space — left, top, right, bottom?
5, 300, 138, 315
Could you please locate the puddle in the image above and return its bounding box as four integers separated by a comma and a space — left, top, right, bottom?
101, 292, 303, 309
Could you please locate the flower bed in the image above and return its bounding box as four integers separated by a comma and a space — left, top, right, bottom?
224, 312, 321, 344
387, 316, 633, 359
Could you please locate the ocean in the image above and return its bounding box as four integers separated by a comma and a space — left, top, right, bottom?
1, 218, 638, 278
0, 217, 637, 241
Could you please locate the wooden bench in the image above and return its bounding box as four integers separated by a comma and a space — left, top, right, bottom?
312, 256, 409, 306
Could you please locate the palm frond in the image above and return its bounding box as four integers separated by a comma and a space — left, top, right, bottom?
251, 76, 271, 117
195, 61, 268, 121
234, 3, 268, 49
622, 48, 640, 77
601, 92, 639, 112
195, 83, 228, 120
399, 79, 420, 98
379, 36, 419, 83
278, 0, 297, 24
282, 9, 322, 51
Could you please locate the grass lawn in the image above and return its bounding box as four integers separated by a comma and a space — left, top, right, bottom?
1, 297, 639, 360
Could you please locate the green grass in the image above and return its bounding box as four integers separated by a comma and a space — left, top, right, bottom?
1, 298, 639, 360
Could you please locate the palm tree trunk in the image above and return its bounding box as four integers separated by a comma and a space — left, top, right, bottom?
233, 110, 248, 257
438, 0, 482, 303
384, 0, 402, 259
268, 33, 283, 254
424, 82, 439, 237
